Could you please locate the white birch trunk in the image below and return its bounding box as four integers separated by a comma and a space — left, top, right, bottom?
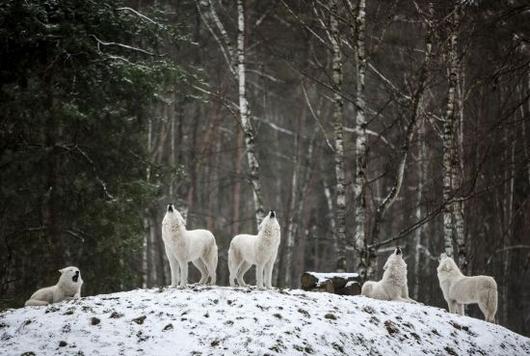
237, 0, 265, 227
330, 0, 347, 269
442, 4, 459, 258
353, 0, 368, 275
454, 36, 466, 269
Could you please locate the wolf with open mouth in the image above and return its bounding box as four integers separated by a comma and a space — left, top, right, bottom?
25, 266, 83, 306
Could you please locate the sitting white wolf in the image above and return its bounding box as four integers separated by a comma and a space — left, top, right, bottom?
361, 247, 416, 303
228, 210, 281, 289
162, 204, 218, 287
437, 254, 497, 322
25, 267, 83, 306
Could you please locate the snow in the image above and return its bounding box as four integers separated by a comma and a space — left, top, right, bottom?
0, 286, 529, 356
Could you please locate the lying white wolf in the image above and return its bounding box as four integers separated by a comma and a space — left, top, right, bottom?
162, 204, 218, 287
25, 267, 83, 306
437, 254, 497, 322
361, 247, 416, 303
228, 210, 281, 289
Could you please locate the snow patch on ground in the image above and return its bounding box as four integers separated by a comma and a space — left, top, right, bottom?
0, 286, 528, 356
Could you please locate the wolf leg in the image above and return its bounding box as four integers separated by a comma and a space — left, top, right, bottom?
165, 248, 180, 287
256, 264, 264, 289
264, 259, 274, 289
237, 261, 251, 287
193, 259, 208, 284
178, 261, 188, 288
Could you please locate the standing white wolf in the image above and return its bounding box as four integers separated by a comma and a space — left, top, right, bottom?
228, 210, 281, 289
361, 247, 416, 303
437, 254, 497, 322
162, 204, 218, 287
25, 267, 83, 306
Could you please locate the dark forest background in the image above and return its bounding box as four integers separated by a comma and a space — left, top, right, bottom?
1, 0, 529, 336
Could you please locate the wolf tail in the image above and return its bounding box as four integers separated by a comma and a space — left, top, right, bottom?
361, 281, 373, 297
207, 241, 218, 285
486, 285, 498, 323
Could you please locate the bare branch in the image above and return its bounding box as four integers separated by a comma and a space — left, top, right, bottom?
91, 35, 154, 56
301, 83, 334, 151
116, 7, 159, 25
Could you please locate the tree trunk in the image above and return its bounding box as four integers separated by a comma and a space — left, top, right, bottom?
442, 2, 460, 259
413, 117, 427, 299
454, 33, 466, 269
233, 126, 243, 236
284, 117, 301, 287
330, 0, 347, 271
237, 0, 265, 229
353, 0, 368, 277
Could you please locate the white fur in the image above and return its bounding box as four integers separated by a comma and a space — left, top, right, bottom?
437, 254, 497, 323
25, 266, 83, 307
228, 211, 281, 289
162, 205, 218, 288
361, 248, 416, 303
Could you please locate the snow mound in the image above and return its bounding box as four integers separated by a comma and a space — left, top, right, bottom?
1, 286, 529, 355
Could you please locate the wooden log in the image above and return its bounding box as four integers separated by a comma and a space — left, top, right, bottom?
301, 272, 319, 290
301, 272, 361, 296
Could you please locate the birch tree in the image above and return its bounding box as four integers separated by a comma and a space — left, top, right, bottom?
329, 0, 347, 270
442, 3, 463, 261
198, 0, 265, 228
352, 0, 368, 276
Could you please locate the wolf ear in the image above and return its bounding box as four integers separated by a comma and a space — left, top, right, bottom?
58, 268, 65, 274
258, 217, 266, 231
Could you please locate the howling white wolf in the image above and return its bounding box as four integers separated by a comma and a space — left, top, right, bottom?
228, 210, 281, 289
437, 254, 497, 322
25, 267, 83, 306
162, 204, 218, 287
361, 247, 416, 303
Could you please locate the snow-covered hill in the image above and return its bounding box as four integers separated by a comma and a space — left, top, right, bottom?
1, 286, 528, 356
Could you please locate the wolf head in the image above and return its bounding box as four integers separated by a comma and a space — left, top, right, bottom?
163, 203, 186, 228
258, 210, 280, 234
58, 266, 83, 288
437, 254, 460, 274
383, 247, 405, 270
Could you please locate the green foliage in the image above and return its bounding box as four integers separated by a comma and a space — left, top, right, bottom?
0, 0, 188, 306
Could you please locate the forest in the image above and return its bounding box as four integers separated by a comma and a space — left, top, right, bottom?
1, 0, 529, 336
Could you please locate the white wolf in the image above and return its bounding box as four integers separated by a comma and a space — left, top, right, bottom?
25, 267, 83, 306
437, 254, 497, 322
361, 247, 416, 303
228, 210, 281, 289
162, 204, 218, 287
